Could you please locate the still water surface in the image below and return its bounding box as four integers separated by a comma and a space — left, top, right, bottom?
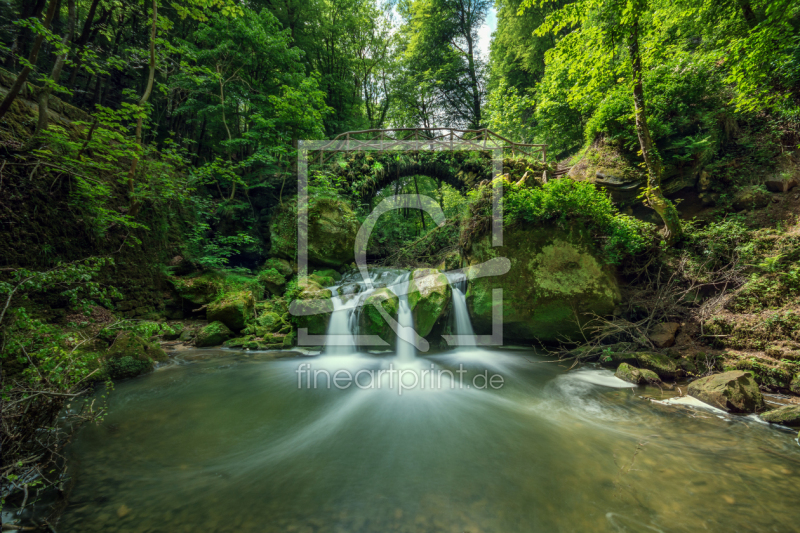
61, 348, 800, 532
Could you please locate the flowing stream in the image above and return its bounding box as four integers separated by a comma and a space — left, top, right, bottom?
60, 269, 800, 532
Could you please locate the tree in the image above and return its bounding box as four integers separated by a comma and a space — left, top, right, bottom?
399, 0, 490, 129
0, 0, 58, 122
522, 0, 683, 243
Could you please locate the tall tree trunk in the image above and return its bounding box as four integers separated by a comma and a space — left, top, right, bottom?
628, 20, 682, 244
69, 0, 103, 89
127, 0, 157, 219
0, 0, 59, 122
4, 0, 47, 69
464, 33, 481, 129
24, 0, 76, 150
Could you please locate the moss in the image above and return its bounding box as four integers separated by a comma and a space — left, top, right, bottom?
104, 332, 167, 379
792, 374, 800, 395
599, 350, 637, 368
465, 224, 620, 343
634, 352, 678, 379
195, 321, 234, 347
615, 363, 642, 384
207, 291, 255, 332
408, 268, 451, 338
270, 197, 359, 267
687, 371, 765, 413
172, 271, 263, 305
313, 268, 342, 282
289, 279, 333, 335
760, 405, 800, 427
309, 273, 336, 288
359, 287, 399, 344
731, 356, 795, 390
262, 257, 294, 277
258, 268, 287, 296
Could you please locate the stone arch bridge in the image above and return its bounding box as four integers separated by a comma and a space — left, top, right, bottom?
308, 128, 554, 199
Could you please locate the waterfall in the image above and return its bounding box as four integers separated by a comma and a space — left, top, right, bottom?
323, 288, 357, 355
446, 272, 476, 346
391, 273, 416, 361
322, 269, 418, 358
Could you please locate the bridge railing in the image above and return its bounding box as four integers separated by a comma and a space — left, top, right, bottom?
309, 128, 547, 166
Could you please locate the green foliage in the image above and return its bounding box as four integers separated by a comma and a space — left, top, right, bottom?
499, 179, 653, 263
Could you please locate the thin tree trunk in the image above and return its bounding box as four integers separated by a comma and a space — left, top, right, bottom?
628, 20, 682, 244
127, 0, 157, 219
413, 175, 426, 230
0, 0, 59, 121
24, 0, 76, 150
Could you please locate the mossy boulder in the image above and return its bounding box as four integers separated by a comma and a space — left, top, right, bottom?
567, 141, 693, 205
256, 311, 289, 334
160, 322, 185, 341
359, 288, 399, 345
195, 321, 234, 347
598, 350, 638, 368
760, 405, 800, 427
465, 224, 620, 343
207, 291, 255, 332
263, 257, 294, 277
634, 352, 678, 379
224, 335, 285, 350
258, 268, 287, 296
289, 279, 333, 335
615, 363, 662, 385
791, 374, 800, 395
687, 371, 765, 413
270, 197, 359, 267
105, 332, 168, 379
732, 186, 771, 211
407, 268, 451, 338
171, 271, 263, 305
615, 363, 641, 384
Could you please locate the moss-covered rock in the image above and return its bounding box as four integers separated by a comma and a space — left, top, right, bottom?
258, 268, 287, 296
105, 332, 168, 379
160, 322, 185, 341
639, 368, 662, 384
465, 224, 620, 343
760, 405, 800, 427
567, 141, 694, 205
732, 186, 771, 211
207, 291, 255, 332
407, 268, 451, 338
792, 374, 800, 395
171, 271, 263, 305
687, 371, 765, 413
615, 363, 642, 384
289, 279, 333, 335
224, 334, 286, 350
263, 257, 294, 277
595, 344, 639, 367
270, 197, 359, 267
359, 288, 399, 345
634, 352, 678, 379
195, 321, 234, 347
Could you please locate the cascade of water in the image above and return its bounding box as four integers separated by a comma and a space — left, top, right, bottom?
323, 288, 357, 355
392, 272, 416, 361
446, 272, 476, 346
